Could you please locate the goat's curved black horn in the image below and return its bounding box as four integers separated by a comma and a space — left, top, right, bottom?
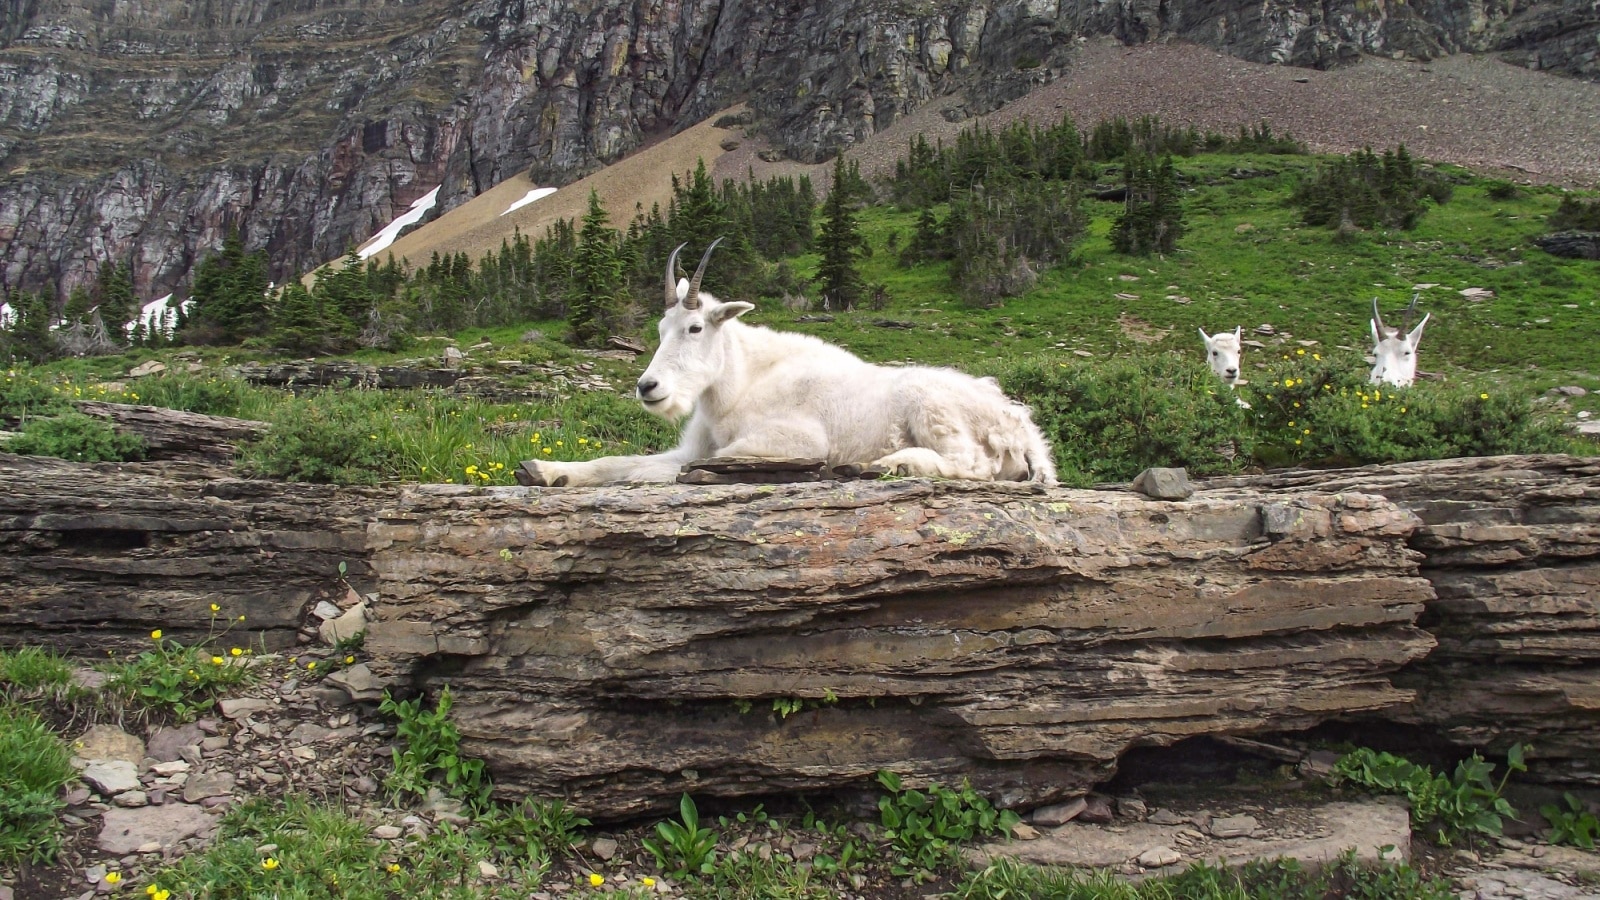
664, 243, 687, 309
683, 236, 724, 311
1401, 292, 1420, 331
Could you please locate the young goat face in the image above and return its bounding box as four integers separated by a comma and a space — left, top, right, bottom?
1198, 327, 1243, 385
1369, 298, 1429, 387
635, 239, 754, 423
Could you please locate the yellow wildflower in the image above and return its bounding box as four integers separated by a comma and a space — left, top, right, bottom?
387, 863, 401, 873
345, 656, 355, 664
307, 661, 317, 670
642, 877, 656, 887
1296, 348, 1305, 355
210, 603, 220, 612
1283, 378, 1293, 387
230, 647, 242, 657
262, 857, 280, 871
211, 656, 224, 665
150, 629, 163, 640
1480, 392, 1490, 400
542, 448, 552, 455
589, 873, 604, 887
105, 872, 122, 885
466, 465, 479, 475
1400, 407, 1407, 413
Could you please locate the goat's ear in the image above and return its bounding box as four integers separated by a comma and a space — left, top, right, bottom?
1370, 318, 1382, 345
1233, 325, 1241, 340
675, 278, 691, 303
1198, 327, 1211, 344
1407, 313, 1430, 346
709, 301, 755, 325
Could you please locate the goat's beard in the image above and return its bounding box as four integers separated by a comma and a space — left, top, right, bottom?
641, 394, 694, 423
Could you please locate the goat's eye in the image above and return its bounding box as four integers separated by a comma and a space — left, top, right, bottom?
688, 324, 703, 334
1212, 351, 1219, 358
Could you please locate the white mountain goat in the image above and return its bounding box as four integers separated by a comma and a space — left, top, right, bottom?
1198, 326, 1243, 385
515, 240, 1057, 487
1369, 295, 1429, 387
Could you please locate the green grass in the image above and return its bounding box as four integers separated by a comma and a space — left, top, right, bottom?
780, 156, 1600, 418
101, 617, 262, 722
0, 646, 75, 695
0, 701, 76, 866
952, 853, 1454, 900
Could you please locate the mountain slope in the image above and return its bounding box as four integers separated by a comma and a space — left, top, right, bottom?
1, 0, 1596, 303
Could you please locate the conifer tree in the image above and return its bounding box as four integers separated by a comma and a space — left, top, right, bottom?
1111, 153, 1184, 255
185, 229, 271, 343
93, 262, 138, 330
813, 155, 869, 311
569, 190, 627, 348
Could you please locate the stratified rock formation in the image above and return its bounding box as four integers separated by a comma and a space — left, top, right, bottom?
364, 476, 1435, 816
3, 451, 1596, 816
0, 453, 382, 654
1210, 456, 1600, 785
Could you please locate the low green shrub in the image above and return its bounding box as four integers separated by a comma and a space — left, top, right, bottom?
6, 411, 147, 462
642, 793, 720, 878
1550, 196, 1600, 232
996, 355, 1253, 486
1245, 349, 1577, 468
380, 686, 492, 811
876, 770, 1019, 879
1542, 792, 1599, 849
1334, 745, 1526, 845
0, 702, 75, 865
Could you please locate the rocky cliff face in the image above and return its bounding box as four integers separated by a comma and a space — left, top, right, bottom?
1, 0, 1594, 302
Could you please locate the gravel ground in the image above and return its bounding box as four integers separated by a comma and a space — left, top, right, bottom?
723, 37, 1600, 189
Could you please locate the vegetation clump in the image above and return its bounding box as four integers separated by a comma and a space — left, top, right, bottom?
1291, 145, 1452, 230
1334, 745, 1526, 845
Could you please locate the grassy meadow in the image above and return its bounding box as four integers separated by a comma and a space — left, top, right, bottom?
4, 148, 1595, 486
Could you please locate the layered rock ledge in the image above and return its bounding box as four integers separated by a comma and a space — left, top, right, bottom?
2, 452, 1596, 818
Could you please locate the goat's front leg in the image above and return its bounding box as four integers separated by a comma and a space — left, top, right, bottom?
711, 421, 829, 463
517, 448, 696, 487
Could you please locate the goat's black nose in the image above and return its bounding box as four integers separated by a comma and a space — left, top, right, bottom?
637, 377, 658, 396
1224, 368, 1238, 379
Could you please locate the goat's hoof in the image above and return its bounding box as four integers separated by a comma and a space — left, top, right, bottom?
516, 461, 552, 487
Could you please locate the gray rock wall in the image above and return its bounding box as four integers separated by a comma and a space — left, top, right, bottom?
1, 0, 1594, 301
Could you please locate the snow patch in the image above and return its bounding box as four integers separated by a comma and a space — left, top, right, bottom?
358, 186, 441, 260
127, 293, 191, 339
501, 187, 557, 217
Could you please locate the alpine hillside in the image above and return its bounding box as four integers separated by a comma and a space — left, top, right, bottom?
1, 0, 1596, 302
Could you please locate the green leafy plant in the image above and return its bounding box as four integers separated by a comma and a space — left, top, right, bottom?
1541, 793, 1599, 849
0, 702, 75, 865
379, 686, 492, 811
1334, 745, 1527, 844
103, 613, 258, 721
876, 770, 1020, 878
642, 793, 719, 878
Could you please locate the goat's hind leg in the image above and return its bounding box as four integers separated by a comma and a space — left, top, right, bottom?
871, 447, 993, 481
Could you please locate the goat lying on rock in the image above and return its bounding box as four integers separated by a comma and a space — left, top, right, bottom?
517, 240, 1057, 487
